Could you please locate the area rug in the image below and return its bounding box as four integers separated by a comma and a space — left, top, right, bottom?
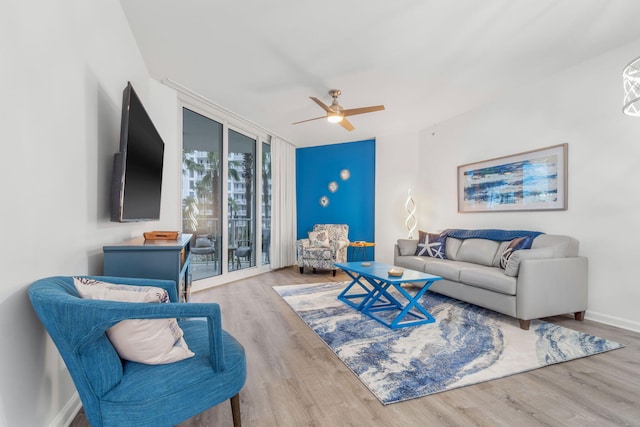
273, 281, 624, 405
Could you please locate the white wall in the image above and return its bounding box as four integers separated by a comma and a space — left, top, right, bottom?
374, 131, 422, 262
375, 38, 640, 332
0, 1, 180, 426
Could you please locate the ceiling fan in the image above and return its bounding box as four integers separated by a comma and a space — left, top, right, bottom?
292, 89, 385, 131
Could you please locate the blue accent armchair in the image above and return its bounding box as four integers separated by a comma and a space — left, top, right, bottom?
28, 276, 246, 427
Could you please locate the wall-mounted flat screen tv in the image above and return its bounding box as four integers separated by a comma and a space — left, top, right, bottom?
110, 82, 165, 222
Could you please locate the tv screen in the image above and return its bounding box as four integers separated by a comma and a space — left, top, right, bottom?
111, 82, 165, 222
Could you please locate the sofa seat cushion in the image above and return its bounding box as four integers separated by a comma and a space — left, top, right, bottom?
106, 320, 245, 403
424, 259, 489, 282
459, 266, 517, 295
394, 256, 432, 275
396, 257, 481, 283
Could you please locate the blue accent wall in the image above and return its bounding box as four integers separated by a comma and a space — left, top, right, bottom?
296, 139, 375, 260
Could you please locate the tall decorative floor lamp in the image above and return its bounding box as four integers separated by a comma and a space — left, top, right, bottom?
405, 189, 417, 239
623, 56, 640, 116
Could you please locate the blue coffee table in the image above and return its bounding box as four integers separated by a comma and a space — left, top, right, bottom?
334, 261, 442, 329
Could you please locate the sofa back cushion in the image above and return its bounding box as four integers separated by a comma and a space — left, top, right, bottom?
492, 241, 510, 267
455, 239, 500, 266
444, 237, 462, 260
531, 234, 579, 257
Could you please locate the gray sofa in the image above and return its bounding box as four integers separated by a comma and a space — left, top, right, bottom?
394, 231, 588, 329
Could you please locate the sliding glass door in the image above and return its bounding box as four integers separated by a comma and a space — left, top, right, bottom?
181, 108, 223, 280
228, 129, 256, 271
261, 142, 271, 265
181, 107, 269, 280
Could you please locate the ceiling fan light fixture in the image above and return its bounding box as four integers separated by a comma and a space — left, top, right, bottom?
327, 111, 343, 123
293, 89, 383, 131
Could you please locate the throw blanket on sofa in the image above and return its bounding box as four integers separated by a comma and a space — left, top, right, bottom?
444, 229, 543, 241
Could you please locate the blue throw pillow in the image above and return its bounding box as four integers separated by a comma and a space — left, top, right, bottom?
500, 236, 535, 269
415, 230, 447, 259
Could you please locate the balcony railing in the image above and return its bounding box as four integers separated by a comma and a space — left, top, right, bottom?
182, 216, 271, 279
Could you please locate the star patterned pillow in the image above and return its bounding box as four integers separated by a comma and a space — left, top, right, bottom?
414, 230, 447, 259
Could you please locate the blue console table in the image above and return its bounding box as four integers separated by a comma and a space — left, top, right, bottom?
103, 234, 193, 302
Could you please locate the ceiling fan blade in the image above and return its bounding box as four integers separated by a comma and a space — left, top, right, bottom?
310, 96, 331, 112
339, 117, 355, 131
342, 105, 385, 117
292, 116, 326, 125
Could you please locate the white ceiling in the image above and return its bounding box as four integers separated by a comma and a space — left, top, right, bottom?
120, 0, 640, 147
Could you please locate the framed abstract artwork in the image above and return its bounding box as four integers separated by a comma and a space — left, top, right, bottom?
458, 143, 568, 213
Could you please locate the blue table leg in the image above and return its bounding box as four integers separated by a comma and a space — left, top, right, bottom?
360, 276, 403, 312
389, 281, 436, 328
337, 270, 376, 310
361, 279, 437, 329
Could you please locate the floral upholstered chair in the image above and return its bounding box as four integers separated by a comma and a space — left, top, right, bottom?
296, 224, 349, 276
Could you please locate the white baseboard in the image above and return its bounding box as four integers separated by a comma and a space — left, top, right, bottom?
50, 392, 81, 427
585, 311, 640, 333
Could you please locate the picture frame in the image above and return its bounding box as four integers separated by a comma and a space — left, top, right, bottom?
457, 143, 568, 213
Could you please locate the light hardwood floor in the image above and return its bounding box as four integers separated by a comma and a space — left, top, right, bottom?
71, 267, 640, 427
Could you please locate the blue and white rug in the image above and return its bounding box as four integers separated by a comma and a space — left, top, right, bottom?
273, 281, 624, 405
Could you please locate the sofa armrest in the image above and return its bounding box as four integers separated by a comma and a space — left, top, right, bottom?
296, 238, 311, 248
516, 257, 588, 320
395, 239, 418, 258
334, 239, 349, 251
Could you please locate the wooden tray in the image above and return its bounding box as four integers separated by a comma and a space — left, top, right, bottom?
143, 231, 180, 240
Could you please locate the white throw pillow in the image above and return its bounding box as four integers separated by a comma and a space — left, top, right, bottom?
503, 248, 554, 277
308, 231, 330, 248
73, 278, 194, 365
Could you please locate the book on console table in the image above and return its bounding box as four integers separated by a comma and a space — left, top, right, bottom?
143, 231, 180, 240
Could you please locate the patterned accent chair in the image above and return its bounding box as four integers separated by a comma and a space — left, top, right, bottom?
296, 224, 349, 276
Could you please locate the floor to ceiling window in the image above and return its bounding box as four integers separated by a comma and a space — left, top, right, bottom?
228, 129, 256, 272
181, 108, 223, 280
181, 106, 270, 281
261, 142, 271, 265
